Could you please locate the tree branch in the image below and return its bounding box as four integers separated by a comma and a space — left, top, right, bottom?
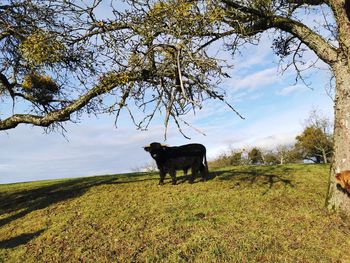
0, 71, 139, 130
222, 0, 337, 64
0, 73, 15, 98
270, 16, 338, 64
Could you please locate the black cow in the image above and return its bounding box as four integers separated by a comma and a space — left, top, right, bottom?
143, 142, 209, 185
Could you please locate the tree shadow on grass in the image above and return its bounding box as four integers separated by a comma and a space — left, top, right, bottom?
0, 172, 161, 248
0, 172, 157, 228
0, 229, 45, 249
214, 167, 295, 194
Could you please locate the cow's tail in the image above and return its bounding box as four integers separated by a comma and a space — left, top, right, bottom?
203, 150, 209, 178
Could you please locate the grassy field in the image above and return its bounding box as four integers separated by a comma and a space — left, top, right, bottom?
0, 164, 349, 262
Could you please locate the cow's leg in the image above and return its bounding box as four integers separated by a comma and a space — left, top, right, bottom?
170, 169, 177, 185
190, 165, 197, 184
183, 168, 188, 176
159, 170, 166, 185
200, 164, 207, 181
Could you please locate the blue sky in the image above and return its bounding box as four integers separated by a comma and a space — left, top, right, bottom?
0, 4, 335, 184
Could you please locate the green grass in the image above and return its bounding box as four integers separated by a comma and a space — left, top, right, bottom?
1, 164, 349, 262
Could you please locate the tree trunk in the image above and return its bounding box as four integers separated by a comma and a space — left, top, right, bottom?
322, 149, 328, 164
326, 61, 350, 214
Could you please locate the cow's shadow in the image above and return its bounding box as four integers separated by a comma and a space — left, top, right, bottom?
157, 170, 217, 185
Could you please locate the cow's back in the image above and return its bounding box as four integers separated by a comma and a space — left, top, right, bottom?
167, 143, 206, 158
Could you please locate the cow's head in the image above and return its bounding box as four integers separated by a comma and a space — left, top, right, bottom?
143, 142, 167, 159
336, 171, 350, 192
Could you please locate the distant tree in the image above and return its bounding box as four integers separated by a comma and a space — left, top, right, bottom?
209, 149, 243, 168
295, 127, 333, 163
263, 145, 304, 165
209, 153, 229, 168
229, 150, 243, 166
276, 145, 291, 165
248, 148, 263, 165
262, 150, 279, 165
285, 146, 304, 164
295, 110, 333, 164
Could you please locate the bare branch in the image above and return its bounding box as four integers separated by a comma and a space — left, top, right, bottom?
0, 71, 138, 130
221, 0, 337, 63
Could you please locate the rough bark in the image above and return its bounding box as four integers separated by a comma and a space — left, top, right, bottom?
326, 61, 350, 213
324, 0, 350, 214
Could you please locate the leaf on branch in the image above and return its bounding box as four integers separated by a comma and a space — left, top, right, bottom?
22, 73, 59, 104
20, 30, 66, 66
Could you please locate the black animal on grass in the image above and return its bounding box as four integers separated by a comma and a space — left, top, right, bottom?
143, 142, 209, 185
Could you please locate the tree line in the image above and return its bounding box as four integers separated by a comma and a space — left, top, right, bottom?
210, 110, 333, 167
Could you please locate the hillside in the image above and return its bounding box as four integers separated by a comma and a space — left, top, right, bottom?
1, 164, 349, 262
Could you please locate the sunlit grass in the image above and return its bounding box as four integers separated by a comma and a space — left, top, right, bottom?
1, 164, 349, 262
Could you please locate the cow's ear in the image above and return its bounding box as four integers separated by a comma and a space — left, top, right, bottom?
143, 146, 151, 152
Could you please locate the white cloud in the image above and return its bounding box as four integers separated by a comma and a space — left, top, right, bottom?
241, 132, 297, 150
233, 35, 275, 69
277, 84, 308, 96
228, 67, 281, 91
